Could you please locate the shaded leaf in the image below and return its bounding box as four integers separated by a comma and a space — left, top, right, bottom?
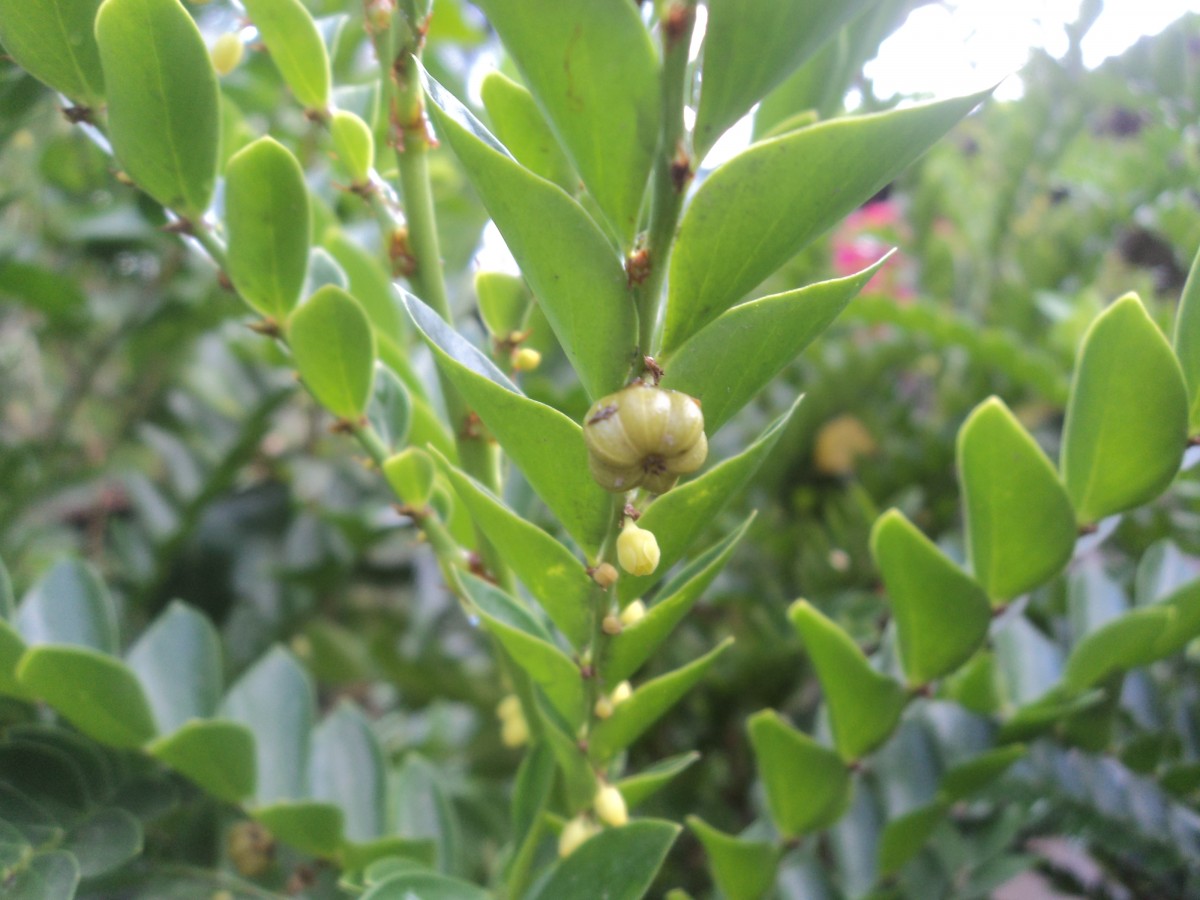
526, 820, 680, 900
688, 816, 781, 900
0, 0, 104, 105
148, 719, 256, 804
1061, 607, 1173, 692
243, 0, 330, 110
15, 558, 118, 653
747, 710, 851, 836
616, 752, 700, 809
877, 803, 945, 877
480, 70, 575, 191
938, 745, 1025, 802
65, 807, 143, 877
254, 801, 344, 857
126, 601, 222, 734
289, 285, 377, 420
361, 872, 490, 900
309, 702, 386, 843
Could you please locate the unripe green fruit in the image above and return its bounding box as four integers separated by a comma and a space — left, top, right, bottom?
582, 384, 707, 493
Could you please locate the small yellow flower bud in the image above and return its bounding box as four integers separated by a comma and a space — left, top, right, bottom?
512, 347, 542, 372
617, 521, 659, 576
611, 680, 633, 706
594, 783, 628, 827
496, 694, 521, 721
601, 615, 622, 635
592, 562, 619, 588
619, 599, 647, 626
558, 815, 598, 857
210, 33, 244, 76
593, 694, 614, 719
501, 716, 529, 748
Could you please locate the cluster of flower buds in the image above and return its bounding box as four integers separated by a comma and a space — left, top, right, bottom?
495, 694, 529, 748
557, 784, 630, 857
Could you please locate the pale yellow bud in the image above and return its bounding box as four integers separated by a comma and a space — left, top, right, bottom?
601, 614, 622, 635
496, 694, 521, 721
594, 783, 628, 827
593, 695, 614, 719
617, 521, 659, 576
512, 347, 542, 372
210, 33, 244, 76
558, 815, 598, 857
501, 715, 529, 748
619, 599, 647, 626
611, 680, 633, 706
592, 562, 619, 588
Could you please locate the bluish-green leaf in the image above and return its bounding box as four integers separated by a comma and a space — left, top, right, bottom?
0, 0, 104, 106
1061, 293, 1187, 523
254, 801, 344, 857
747, 710, 852, 837
424, 73, 636, 398
288, 285, 377, 420
95, 0, 219, 219
309, 702, 386, 843
938, 745, 1025, 802
242, 0, 330, 110
361, 872, 490, 900
1172, 240, 1200, 433
148, 719, 256, 804
224, 136, 311, 320
480, 71, 575, 192
329, 109, 374, 185
958, 397, 1077, 601
870, 510, 991, 685
0, 621, 27, 698
664, 90, 989, 352
472, 0, 659, 243
662, 262, 883, 434
788, 600, 907, 761
688, 816, 781, 900
877, 803, 946, 877
16, 558, 118, 653
126, 601, 222, 734
65, 807, 143, 878
527, 820, 680, 900
4, 850, 80, 899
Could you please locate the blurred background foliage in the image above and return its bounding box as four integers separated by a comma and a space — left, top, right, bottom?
2, 1, 1200, 897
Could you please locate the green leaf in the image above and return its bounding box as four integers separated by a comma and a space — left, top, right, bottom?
1061, 606, 1173, 692
367, 366, 412, 453
361, 872, 490, 900
877, 803, 946, 877
616, 752, 700, 809
472, 0, 658, 244
475, 271, 533, 339
329, 109, 374, 185
957, 398, 1077, 601
1061, 294, 1187, 523
0, 620, 27, 698
435, 454, 592, 647
0, 0, 105, 106
342, 837, 437, 874
15, 558, 118, 653
95, 0, 219, 219
694, 0, 873, 156
480, 71, 575, 192
221, 646, 315, 805
254, 801, 344, 857
938, 745, 1025, 802
870, 510, 991, 686
0, 556, 13, 619
65, 807, 143, 877
309, 702, 385, 843
1149, 579, 1200, 658
324, 228, 408, 348
688, 816, 781, 900
391, 755, 460, 873
17, 646, 158, 748
404, 293, 611, 553
242, 0, 330, 110
788, 600, 907, 760
126, 601, 222, 734
589, 638, 732, 762
662, 262, 883, 434
383, 448, 435, 506
1172, 241, 1200, 432
663, 90, 989, 352
424, 74, 636, 398
0, 739, 90, 818
747, 710, 852, 837
224, 136, 311, 320
459, 573, 586, 725
288, 285, 377, 420
619, 401, 797, 602
997, 688, 1105, 743
5, 850, 80, 899
527, 820, 680, 900
605, 514, 754, 686
148, 719, 256, 804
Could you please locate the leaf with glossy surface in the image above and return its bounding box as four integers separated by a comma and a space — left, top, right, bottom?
309, 702, 385, 843
424, 74, 635, 398
664, 90, 989, 352
958, 398, 1076, 601
1061, 294, 1187, 523
436, 455, 592, 647
254, 801, 344, 857
0, 0, 104, 105
16, 558, 118, 653
527, 820, 680, 900
473, 0, 658, 243
1172, 241, 1200, 432
17, 646, 158, 748
224, 136, 311, 320
480, 71, 575, 191
870, 510, 991, 685
95, 0, 219, 218
877, 803, 945, 877
288, 285, 376, 420
1061, 606, 1173, 692
663, 262, 883, 434
788, 600, 907, 760
589, 638, 732, 762
126, 601, 222, 734
404, 293, 611, 552
242, 0, 330, 110
148, 719, 255, 804
221, 646, 315, 805
747, 710, 851, 837
688, 816, 780, 900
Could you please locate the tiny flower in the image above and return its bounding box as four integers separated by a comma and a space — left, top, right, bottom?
592, 562, 619, 588
511, 347, 542, 372
594, 783, 628, 827
617, 521, 659, 576
611, 680, 633, 706
593, 694, 614, 719
619, 599, 646, 626
558, 815, 598, 857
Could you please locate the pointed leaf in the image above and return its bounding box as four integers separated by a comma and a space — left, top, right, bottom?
473, 0, 659, 243
424, 74, 635, 398
958, 398, 1076, 600
224, 136, 311, 320
95, 0, 219, 218
618, 400, 796, 602
1061, 606, 1173, 692
662, 262, 883, 434
589, 638, 732, 762
253, 801, 344, 857
17, 646, 158, 748
870, 510, 991, 685
436, 453, 592, 647
480, 71, 575, 191
127, 601, 222, 734
664, 90, 989, 352
1061, 294, 1187, 523
0, 0, 105, 106
747, 710, 852, 837
288, 285, 377, 420
1172, 241, 1200, 432
616, 752, 700, 809
243, 0, 330, 110
16, 558, 118, 653
404, 293, 610, 552
527, 820, 680, 900
688, 816, 781, 900
1149, 579, 1200, 658
877, 803, 946, 877
309, 702, 386, 843
938, 745, 1025, 802
148, 719, 255, 804
788, 600, 907, 760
